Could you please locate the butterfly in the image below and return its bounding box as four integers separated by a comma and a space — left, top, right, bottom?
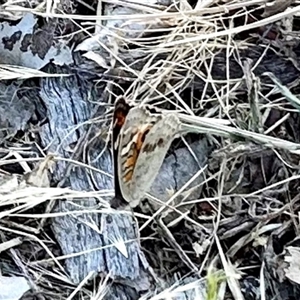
111, 97, 181, 209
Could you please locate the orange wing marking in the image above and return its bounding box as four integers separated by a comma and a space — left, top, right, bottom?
122, 125, 153, 183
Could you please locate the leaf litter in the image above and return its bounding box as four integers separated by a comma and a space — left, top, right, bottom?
1, 0, 300, 300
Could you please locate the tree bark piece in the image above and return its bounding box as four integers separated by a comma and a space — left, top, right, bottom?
34, 68, 154, 294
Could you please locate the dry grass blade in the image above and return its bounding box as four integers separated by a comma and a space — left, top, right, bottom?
139, 168, 209, 233
0, 64, 69, 80
180, 117, 300, 154
146, 278, 206, 300
160, 5, 300, 47
264, 72, 300, 111
0, 237, 22, 253
157, 218, 198, 272
214, 234, 245, 300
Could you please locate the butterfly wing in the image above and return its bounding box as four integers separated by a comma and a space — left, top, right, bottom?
121, 111, 181, 207
113, 97, 181, 208
116, 105, 160, 206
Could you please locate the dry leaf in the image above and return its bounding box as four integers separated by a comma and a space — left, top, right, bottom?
284, 246, 300, 284
0, 276, 30, 300
0, 173, 19, 193
24, 155, 54, 188
262, 0, 293, 18
83, 51, 110, 69
0, 13, 73, 69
